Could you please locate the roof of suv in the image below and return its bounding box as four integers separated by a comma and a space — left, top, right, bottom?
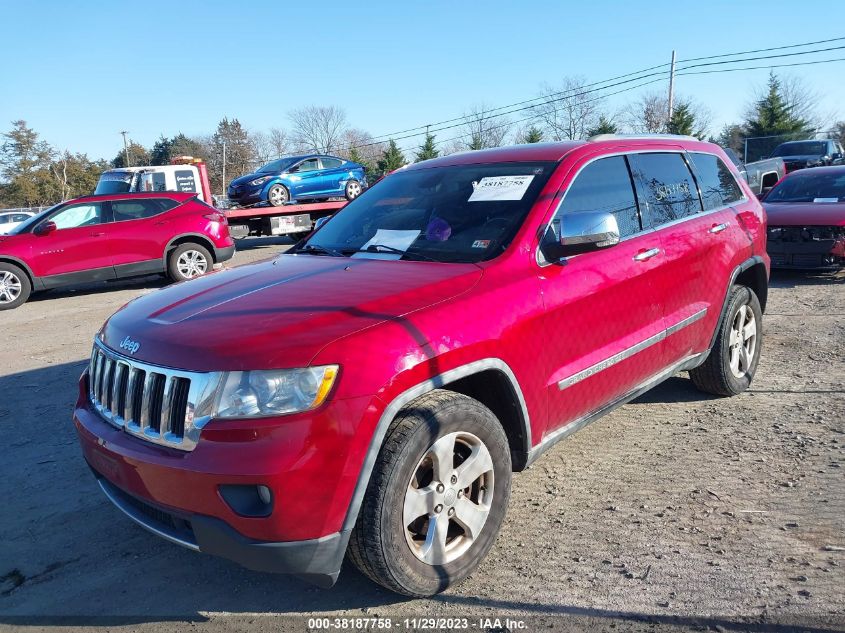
57, 191, 200, 204
406, 135, 720, 171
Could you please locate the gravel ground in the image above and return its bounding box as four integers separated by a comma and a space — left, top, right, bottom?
1, 238, 843, 633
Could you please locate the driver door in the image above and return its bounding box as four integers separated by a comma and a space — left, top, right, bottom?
287, 158, 322, 197
29, 201, 115, 282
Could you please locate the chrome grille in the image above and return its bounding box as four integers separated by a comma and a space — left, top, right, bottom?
88, 340, 217, 451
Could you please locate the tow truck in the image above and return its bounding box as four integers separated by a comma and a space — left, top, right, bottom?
95, 157, 348, 240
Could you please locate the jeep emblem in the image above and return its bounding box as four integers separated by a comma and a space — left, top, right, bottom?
119, 336, 140, 355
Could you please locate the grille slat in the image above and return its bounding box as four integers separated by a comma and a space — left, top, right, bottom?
87, 342, 206, 451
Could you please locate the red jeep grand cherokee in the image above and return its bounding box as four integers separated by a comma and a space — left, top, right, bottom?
0, 192, 234, 309
73, 136, 769, 596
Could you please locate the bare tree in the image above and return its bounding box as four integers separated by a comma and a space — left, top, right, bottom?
458, 103, 511, 150
337, 127, 385, 166
532, 77, 603, 140
288, 105, 348, 153
624, 92, 712, 137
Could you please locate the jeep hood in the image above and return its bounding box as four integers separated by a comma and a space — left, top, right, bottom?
101, 254, 482, 371
764, 202, 845, 226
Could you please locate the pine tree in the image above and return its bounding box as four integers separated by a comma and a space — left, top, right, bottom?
586, 116, 618, 137
112, 141, 149, 168
520, 126, 544, 144
415, 133, 439, 161
667, 103, 705, 139
377, 139, 406, 175
744, 73, 812, 159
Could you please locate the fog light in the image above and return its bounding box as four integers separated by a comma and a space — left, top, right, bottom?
257, 485, 272, 505
219, 484, 274, 517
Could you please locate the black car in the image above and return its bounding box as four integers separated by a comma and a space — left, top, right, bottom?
770, 139, 844, 172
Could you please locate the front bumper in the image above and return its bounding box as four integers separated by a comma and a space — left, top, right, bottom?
91, 471, 349, 586
227, 186, 264, 207
73, 371, 380, 584
767, 228, 845, 269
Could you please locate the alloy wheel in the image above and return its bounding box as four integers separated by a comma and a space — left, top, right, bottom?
728, 303, 757, 379
403, 431, 494, 565
0, 270, 22, 304
347, 181, 362, 199
176, 250, 208, 279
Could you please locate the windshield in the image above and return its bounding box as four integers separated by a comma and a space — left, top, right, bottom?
771, 142, 826, 157
7, 203, 64, 235
298, 161, 556, 263
257, 158, 297, 173
765, 170, 845, 203
95, 170, 134, 194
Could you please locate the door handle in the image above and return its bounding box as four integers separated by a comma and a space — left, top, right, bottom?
708, 223, 729, 234
633, 247, 661, 262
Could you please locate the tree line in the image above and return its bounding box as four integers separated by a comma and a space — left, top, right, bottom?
2, 72, 841, 208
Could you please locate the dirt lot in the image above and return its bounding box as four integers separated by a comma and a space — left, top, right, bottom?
1, 238, 843, 632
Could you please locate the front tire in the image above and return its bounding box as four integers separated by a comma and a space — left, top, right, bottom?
348, 390, 511, 596
168, 243, 212, 282
267, 184, 290, 207
345, 179, 362, 201
0, 263, 31, 310
690, 285, 762, 396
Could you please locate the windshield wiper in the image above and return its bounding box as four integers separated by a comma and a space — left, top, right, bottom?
297, 243, 344, 257
344, 244, 438, 262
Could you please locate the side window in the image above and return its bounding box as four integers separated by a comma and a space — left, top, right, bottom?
50, 203, 104, 229
0, 215, 9, 225
112, 199, 178, 221
628, 153, 702, 228
556, 156, 642, 238
137, 172, 167, 192
320, 157, 343, 169
688, 152, 744, 210
292, 158, 319, 172
13, 214, 31, 222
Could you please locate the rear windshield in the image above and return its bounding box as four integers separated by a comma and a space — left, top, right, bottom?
95, 171, 134, 194
765, 170, 845, 203
300, 161, 556, 263
771, 142, 826, 157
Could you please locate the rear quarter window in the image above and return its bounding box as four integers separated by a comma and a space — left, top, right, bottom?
628, 153, 702, 228
688, 152, 744, 210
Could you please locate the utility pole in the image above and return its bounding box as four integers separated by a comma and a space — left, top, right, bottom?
222, 141, 227, 197
667, 50, 676, 131
120, 131, 130, 167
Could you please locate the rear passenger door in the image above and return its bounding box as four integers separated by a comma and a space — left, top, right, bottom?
316, 157, 345, 195
628, 151, 738, 364
106, 198, 180, 275
539, 155, 668, 434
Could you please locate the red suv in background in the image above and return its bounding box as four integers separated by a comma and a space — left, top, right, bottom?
0, 192, 234, 309
73, 136, 769, 596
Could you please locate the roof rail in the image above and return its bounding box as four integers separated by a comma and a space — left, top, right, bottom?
588, 133, 699, 142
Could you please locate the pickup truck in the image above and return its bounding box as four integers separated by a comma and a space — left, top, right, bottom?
769, 139, 845, 173
723, 148, 785, 197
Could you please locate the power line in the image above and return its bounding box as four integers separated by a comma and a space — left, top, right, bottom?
675, 43, 845, 72
359, 35, 845, 146
677, 55, 845, 76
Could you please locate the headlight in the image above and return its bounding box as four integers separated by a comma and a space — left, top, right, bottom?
215, 365, 338, 418
249, 176, 271, 186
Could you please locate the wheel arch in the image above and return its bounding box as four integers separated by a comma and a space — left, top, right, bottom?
0, 256, 39, 289
708, 255, 768, 352
164, 234, 218, 264
341, 358, 532, 533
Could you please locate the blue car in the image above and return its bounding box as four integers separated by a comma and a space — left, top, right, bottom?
227, 154, 367, 207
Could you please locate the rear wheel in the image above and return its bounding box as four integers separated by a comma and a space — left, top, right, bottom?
0, 263, 31, 310
267, 184, 289, 207
168, 243, 212, 282
348, 390, 511, 596
690, 285, 762, 396
345, 179, 362, 201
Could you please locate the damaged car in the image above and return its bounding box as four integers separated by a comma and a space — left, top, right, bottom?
763, 165, 845, 269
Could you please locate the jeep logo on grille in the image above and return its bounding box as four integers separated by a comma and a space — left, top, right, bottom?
119, 336, 140, 355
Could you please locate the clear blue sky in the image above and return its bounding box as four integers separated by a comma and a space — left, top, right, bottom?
2, 0, 844, 160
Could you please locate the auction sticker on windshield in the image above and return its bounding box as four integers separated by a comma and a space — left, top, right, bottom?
468, 175, 534, 202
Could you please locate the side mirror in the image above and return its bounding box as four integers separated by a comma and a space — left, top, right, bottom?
34, 221, 57, 236
831, 152, 842, 161
314, 216, 331, 231
540, 211, 620, 262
